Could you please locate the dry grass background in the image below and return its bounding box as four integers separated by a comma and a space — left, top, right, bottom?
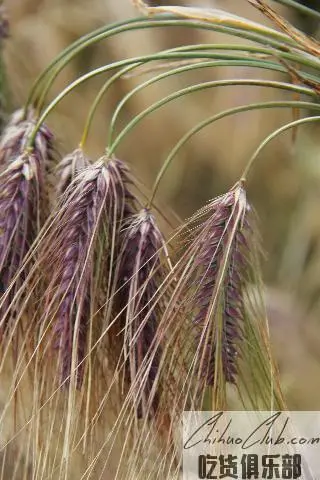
2, 0, 320, 477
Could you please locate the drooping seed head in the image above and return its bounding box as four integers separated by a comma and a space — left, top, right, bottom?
115, 208, 169, 418
0, 108, 53, 166
0, 150, 47, 326
157, 182, 255, 407
186, 183, 251, 386
0, 108, 54, 329
42, 156, 136, 387
56, 148, 90, 197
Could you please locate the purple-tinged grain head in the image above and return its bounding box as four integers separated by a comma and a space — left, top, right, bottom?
0, 108, 54, 166
0, 150, 47, 327
0, 109, 53, 331
115, 208, 169, 418
184, 183, 253, 386
56, 148, 90, 197
42, 156, 136, 387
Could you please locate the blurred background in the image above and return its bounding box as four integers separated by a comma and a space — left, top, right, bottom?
2, 0, 320, 411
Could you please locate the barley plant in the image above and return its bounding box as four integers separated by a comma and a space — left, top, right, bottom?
0, 0, 319, 478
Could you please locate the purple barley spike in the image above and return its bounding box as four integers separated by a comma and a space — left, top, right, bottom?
56, 148, 90, 197
45, 156, 134, 387
116, 208, 167, 418
189, 183, 251, 386
0, 108, 54, 326
0, 152, 47, 327
0, 108, 54, 166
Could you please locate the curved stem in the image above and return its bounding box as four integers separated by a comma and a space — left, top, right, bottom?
108, 43, 320, 146
83, 41, 304, 149
271, 0, 320, 20
142, 4, 295, 46
148, 101, 320, 206
89, 44, 281, 150
23, 16, 148, 116
108, 75, 317, 155
25, 15, 318, 116
79, 63, 141, 150
23, 51, 219, 148
241, 115, 320, 179
25, 52, 289, 149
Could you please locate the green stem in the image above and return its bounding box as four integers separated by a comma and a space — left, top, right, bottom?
271, 0, 320, 20
92, 44, 284, 149
23, 16, 148, 116
145, 6, 295, 45
25, 14, 313, 116
84, 41, 296, 149
108, 75, 317, 156
241, 115, 320, 179
79, 63, 141, 150
25, 52, 290, 149
148, 101, 320, 206
108, 43, 320, 146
